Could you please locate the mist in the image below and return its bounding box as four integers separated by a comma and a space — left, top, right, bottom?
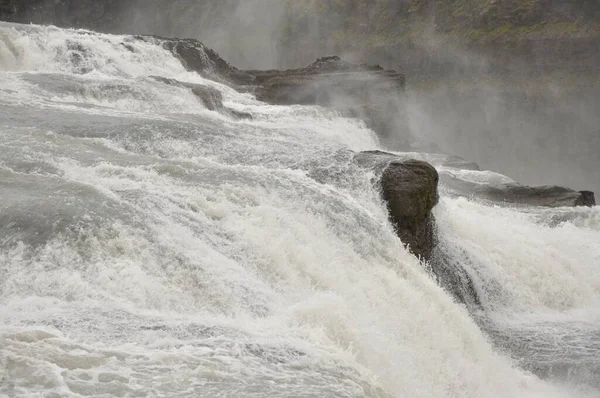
404, 76, 600, 193
116, 0, 287, 70
124, 0, 598, 193
12, 0, 597, 192
392, 35, 600, 193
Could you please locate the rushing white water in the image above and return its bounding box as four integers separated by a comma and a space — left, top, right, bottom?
0, 22, 599, 397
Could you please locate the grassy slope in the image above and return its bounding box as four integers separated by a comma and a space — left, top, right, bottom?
282, 0, 599, 48
0, 0, 19, 14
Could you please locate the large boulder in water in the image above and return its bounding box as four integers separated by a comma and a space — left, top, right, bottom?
380, 160, 439, 259
149, 76, 251, 119
356, 150, 481, 307
355, 151, 438, 259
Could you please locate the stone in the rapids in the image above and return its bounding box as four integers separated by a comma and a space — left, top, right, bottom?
355, 151, 438, 260
355, 150, 481, 307
380, 159, 439, 260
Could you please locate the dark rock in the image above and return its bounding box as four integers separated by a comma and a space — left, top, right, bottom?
164, 39, 216, 75
150, 76, 223, 110
380, 159, 439, 259
429, 247, 482, 308
486, 185, 595, 208
357, 150, 481, 307
190, 85, 223, 111
228, 109, 253, 120
150, 37, 240, 83
227, 71, 256, 85
120, 43, 135, 53
441, 173, 596, 207
144, 36, 256, 89
356, 151, 439, 258
575, 190, 596, 207
242, 56, 407, 147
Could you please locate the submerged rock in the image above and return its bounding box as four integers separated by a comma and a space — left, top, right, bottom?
439, 156, 481, 171
151, 75, 223, 111
150, 76, 251, 119
429, 247, 482, 308
190, 85, 223, 112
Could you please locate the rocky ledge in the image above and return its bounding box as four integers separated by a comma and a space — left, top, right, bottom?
245, 56, 407, 147
152, 37, 408, 147
440, 170, 596, 208
481, 184, 595, 207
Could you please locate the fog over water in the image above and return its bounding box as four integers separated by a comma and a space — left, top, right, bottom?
101, 0, 600, 194
0, 2, 599, 397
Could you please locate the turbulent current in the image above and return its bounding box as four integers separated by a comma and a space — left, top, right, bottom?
0, 23, 599, 398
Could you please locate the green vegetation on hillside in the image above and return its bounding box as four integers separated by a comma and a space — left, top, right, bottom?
2, 0, 598, 73
0, 0, 19, 14
279, 0, 596, 48
2, 0, 596, 45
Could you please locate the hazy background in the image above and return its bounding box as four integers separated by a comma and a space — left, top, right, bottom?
3, 0, 599, 193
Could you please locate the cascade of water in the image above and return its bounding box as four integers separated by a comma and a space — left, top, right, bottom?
0, 22, 598, 398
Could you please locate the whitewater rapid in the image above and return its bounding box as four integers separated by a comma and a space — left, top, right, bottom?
0, 23, 599, 397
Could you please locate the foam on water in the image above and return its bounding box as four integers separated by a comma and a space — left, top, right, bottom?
0, 23, 184, 77
435, 197, 600, 313
1, 22, 599, 397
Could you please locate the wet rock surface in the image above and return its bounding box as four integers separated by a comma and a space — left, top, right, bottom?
356, 150, 481, 306
442, 174, 596, 208
355, 151, 438, 260
242, 56, 407, 147
380, 159, 439, 260
154, 45, 408, 147
150, 76, 251, 119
